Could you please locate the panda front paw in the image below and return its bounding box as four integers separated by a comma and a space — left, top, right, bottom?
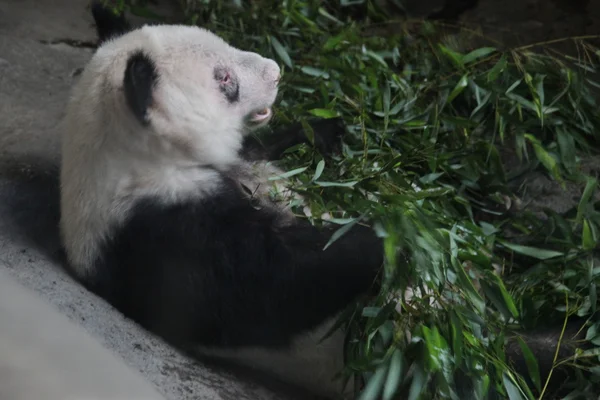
308, 117, 346, 157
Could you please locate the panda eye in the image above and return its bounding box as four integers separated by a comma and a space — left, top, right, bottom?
214, 66, 239, 103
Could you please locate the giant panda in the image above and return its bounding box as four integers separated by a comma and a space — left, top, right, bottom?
58, 2, 384, 399
58, 3, 594, 400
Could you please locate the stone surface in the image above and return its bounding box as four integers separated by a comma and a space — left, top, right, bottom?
0, 268, 167, 400
394, 0, 599, 57
460, 0, 600, 50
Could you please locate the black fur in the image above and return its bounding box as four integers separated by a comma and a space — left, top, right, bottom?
91, 1, 132, 44
87, 120, 384, 349
123, 51, 158, 126
214, 66, 240, 103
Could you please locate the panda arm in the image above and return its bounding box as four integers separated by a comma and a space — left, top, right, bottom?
97, 180, 383, 349
241, 117, 346, 162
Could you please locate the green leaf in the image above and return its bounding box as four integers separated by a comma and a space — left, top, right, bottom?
505, 78, 522, 94
358, 362, 388, 400
449, 311, 464, 367
421, 326, 444, 371
308, 108, 339, 118
582, 219, 596, 250
268, 166, 308, 180
507, 93, 537, 113
298, 118, 316, 147
556, 128, 577, 174
517, 337, 542, 391
497, 278, 519, 318
323, 31, 346, 51
585, 323, 599, 341
447, 74, 469, 104
452, 255, 486, 313
462, 47, 496, 64
318, 7, 343, 25
438, 44, 464, 69
576, 177, 598, 224
383, 349, 404, 400
407, 363, 428, 400
364, 50, 388, 68
315, 180, 359, 188
488, 54, 507, 82
270, 35, 293, 68
300, 66, 330, 79
362, 307, 381, 318
328, 217, 360, 225
382, 81, 391, 128
481, 275, 519, 319
533, 74, 546, 108
290, 85, 316, 94
524, 134, 563, 183
499, 241, 564, 260
419, 172, 444, 184
470, 91, 492, 118
323, 218, 360, 250
481, 282, 512, 320
312, 160, 325, 182
502, 373, 527, 400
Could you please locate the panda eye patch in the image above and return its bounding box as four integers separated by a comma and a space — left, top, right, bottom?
214, 66, 239, 103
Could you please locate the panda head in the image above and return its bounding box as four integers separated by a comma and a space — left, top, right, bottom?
58, 5, 282, 272
64, 6, 281, 169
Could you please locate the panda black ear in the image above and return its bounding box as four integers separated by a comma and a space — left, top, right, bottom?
91, 1, 132, 44
124, 51, 158, 126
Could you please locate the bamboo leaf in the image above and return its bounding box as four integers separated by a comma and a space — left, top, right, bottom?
438, 44, 464, 69
358, 362, 388, 400
517, 337, 542, 392
462, 47, 497, 64
582, 219, 596, 250
502, 373, 527, 400
383, 349, 404, 400
323, 218, 360, 250
268, 166, 308, 180
270, 35, 293, 68
576, 177, 598, 224
499, 241, 564, 260
312, 159, 325, 182
488, 53, 507, 82
447, 74, 469, 104
308, 108, 339, 118
315, 180, 359, 187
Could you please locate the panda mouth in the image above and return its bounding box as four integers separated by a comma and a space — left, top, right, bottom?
250, 108, 272, 122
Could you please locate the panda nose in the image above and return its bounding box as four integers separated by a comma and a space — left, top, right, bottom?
263, 60, 281, 84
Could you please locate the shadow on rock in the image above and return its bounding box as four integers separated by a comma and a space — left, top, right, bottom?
0, 156, 65, 265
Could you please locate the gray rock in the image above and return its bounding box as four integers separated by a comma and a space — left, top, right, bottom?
0, 268, 167, 400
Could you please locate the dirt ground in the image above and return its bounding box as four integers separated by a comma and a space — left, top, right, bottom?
379, 0, 600, 55
460, 0, 600, 50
